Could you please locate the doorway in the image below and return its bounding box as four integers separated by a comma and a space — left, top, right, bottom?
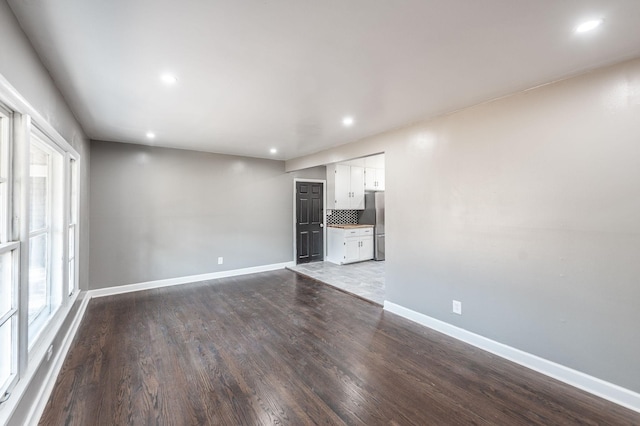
295, 181, 324, 264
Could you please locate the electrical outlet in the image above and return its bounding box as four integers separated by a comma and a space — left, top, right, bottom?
46, 345, 53, 361
218, 257, 223, 265
452, 300, 462, 315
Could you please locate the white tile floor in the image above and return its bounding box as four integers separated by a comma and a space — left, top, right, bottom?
288, 260, 385, 305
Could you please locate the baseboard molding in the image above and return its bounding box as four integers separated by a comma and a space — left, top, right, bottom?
25, 294, 92, 425
89, 262, 296, 298
383, 301, 640, 414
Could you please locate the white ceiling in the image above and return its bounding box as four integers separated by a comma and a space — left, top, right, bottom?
7, 0, 640, 160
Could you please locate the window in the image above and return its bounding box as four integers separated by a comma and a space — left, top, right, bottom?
28, 134, 64, 346
0, 106, 18, 399
0, 79, 80, 413
0, 76, 82, 416
68, 157, 77, 296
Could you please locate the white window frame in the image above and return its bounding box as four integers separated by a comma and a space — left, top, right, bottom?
27, 136, 56, 345
0, 242, 20, 399
0, 105, 19, 402
0, 106, 10, 244
26, 128, 67, 352
67, 156, 78, 297
0, 73, 81, 417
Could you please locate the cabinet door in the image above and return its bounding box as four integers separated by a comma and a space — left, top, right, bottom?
375, 168, 385, 190
364, 167, 377, 191
350, 166, 365, 209
359, 236, 374, 261
345, 238, 360, 263
334, 164, 351, 209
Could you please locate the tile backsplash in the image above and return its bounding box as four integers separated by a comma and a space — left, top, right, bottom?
326, 209, 359, 225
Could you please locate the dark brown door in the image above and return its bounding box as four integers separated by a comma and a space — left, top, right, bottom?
296, 181, 324, 264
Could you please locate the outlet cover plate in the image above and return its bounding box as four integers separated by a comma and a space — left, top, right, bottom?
452, 300, 462, 315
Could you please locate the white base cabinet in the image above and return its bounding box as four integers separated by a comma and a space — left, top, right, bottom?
326, 227, 374, 265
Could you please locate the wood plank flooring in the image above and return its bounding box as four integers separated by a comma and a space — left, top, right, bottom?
40, 270, 640, 425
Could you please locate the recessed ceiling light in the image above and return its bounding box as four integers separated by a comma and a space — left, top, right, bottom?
575, 19, 603, 33
160, 73, 178, 85
270, 148, 277, 154
146, 131, 156, 139
342, 116, 354, 127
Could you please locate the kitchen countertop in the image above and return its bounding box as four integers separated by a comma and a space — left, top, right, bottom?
328, 224, 374, 229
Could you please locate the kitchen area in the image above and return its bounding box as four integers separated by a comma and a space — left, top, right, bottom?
290, 154, 386, 305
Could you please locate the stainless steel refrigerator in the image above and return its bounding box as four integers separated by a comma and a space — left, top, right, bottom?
359, 191, 385, 260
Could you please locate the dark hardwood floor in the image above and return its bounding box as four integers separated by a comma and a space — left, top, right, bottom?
40, 270, 639, 425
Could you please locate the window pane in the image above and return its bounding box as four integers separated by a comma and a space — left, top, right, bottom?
0, 251, 12, 317
68, 258, 75, 296
0, 182, 6, 243
68, 225, 75, 295
30, 145, 49, 232
0, 111, 8, 181
70, 159, 77, 224
68, 225, 75, 259
29, 233, 48, 322
0, 317, 12, 390
0, 112, 8, 244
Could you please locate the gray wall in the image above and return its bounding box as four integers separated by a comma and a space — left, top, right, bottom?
90, 140, 324, 289
1, 2, 91, 424
287, 57, 640, 393
1, 0, 90, 291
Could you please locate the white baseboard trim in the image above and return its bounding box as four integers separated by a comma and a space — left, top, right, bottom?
25, 294, 91, 425
89, 261, 296, 298
383, 301, 640, 414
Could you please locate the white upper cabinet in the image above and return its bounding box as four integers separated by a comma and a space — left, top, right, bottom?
327, 164, 365, 209
327, 153, 384, 209
350, 165, 365, 209
364, 154, 385, 191
364, 167, 385, 191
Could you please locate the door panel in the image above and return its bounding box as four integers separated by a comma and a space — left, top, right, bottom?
296, 182, 324, 264
298, 231, 310, 260
311, 198, 321, 223
299, 198, 309, 224
311, 230, 322, 258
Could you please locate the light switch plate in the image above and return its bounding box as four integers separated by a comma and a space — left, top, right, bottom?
452, 300, 462, 315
